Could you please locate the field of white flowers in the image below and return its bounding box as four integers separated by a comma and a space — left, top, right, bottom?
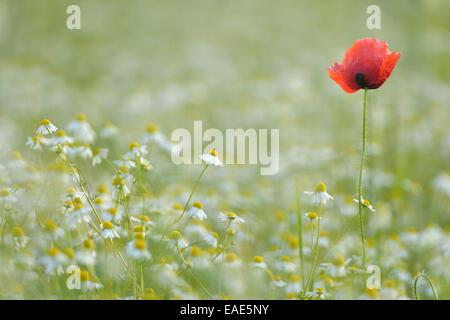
0, 0, 448, 300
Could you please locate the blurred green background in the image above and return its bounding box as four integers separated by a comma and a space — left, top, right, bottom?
0, 0, 449, 299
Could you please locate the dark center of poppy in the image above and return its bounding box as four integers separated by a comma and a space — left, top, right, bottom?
355, 73, 368, 89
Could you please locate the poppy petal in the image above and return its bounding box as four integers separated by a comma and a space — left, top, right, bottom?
375, 51, 401, 88
328, 63, 359, 94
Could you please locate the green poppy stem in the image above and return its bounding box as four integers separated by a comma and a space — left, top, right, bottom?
358, 88, 368, 282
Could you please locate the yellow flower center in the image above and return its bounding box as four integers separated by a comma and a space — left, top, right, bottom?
314, 182, 326, 193
76, 114, 86, 121
45, 220, 58, 231
209, 149, 219, 157
108, 207, 118, 215
190, 246, 202, 257
363, 199, 371, 207
211, 232, 219, 240
253, 256, 264, 263
226, 212, 236, 220
97, 184, 109, 194
193, 201, 203, 209
80, 270, 90, 281
134, 226, 145, 233
168, 230, 182, 240
12, 226, 24, 237
281, 256, 291, 262
0, 189, 11, 197
134, 232, 145, 240
225, 253, 238, 262
129, 142, 140, 151
172, 203, 183, 210
146, 124, 159, 133
83, 239, 96, 249
134, 239, 147, 250
307, 212, 318, 219
56, 131, 67, 137
47, 247, 60, 256
102, 221, 114, 229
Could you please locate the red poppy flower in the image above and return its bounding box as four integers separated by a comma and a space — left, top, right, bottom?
328, 38, 401, 93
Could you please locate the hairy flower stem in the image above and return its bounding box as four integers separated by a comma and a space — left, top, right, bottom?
358, 88, 368, 281
414, 272, 439, 300
305, 201, 322, 292
295, 180, 305, 289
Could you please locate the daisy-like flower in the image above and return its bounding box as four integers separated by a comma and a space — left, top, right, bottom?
354, 198, 376, 212
200, 149, 222, 166
66, 203, 91, 228
26, 135, 48, 150
67, 114, 96, 143
204, 232, 219, 248
328, 38, 401, 93
142, 124, 172, 151
36, 119, 57, 135
75, 239, 97, 265
0, 188, 18, 203
125, 142, 147, 159
100, 122, 119, 138
102, 207, 123, 223
127, 238, 151, 260
131, 215, 154, 227
304, 182, 334, 203
40, 246, 67, 275
223, 252, 242, 268
11, 226, 29, 249
250, 256, 268, 269
271, 276, 287, 288
187, 201, 207, 221
101, 221, 120, 239
92, 148, 108, 166
80, 270, 103, 292
218, 212, 245, 224
167, 230, 188, 249
75, 143, 93, 159
112, 175, 130, 199
44, 219, 65, 240
50, 131, 74, 145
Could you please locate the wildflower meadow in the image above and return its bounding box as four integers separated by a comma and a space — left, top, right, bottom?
0, 1, 449, 301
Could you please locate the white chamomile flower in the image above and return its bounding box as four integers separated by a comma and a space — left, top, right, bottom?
130, 215, 154, 227
304, 182, 334, 203
40, 247, 67, 275
126, 142, 147, 159
0, 188, 18, 203
101, 221, 120, 239
67, 114, 96, 143
127, 239, 151, 260
75, 239, 97, 265
167, 231, 188, 249
76, 143, 93, 159
187, 201, 207, 221
36, 119, 57, 135
271, 276, 287, 288
354, 198, 376, 212
92, 148, 108, 166
250, 256, 268, 269
80, 270, 103, 292
204, 232, 219, 248
142, 124, 172, 151
26, 135, 48, 150
11, 227, 29, 249
218, 212, 245, 224
200, 149, 222, 166
100, 122, 119, 138
51, 131, 74, 145
112, 175, 130, 199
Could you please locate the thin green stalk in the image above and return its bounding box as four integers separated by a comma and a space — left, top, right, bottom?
358, 88, 368, 280
414, 272, 439, 300
153, 164, 209, 258
305, 201, 322, 292
295, 180, 305, 289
